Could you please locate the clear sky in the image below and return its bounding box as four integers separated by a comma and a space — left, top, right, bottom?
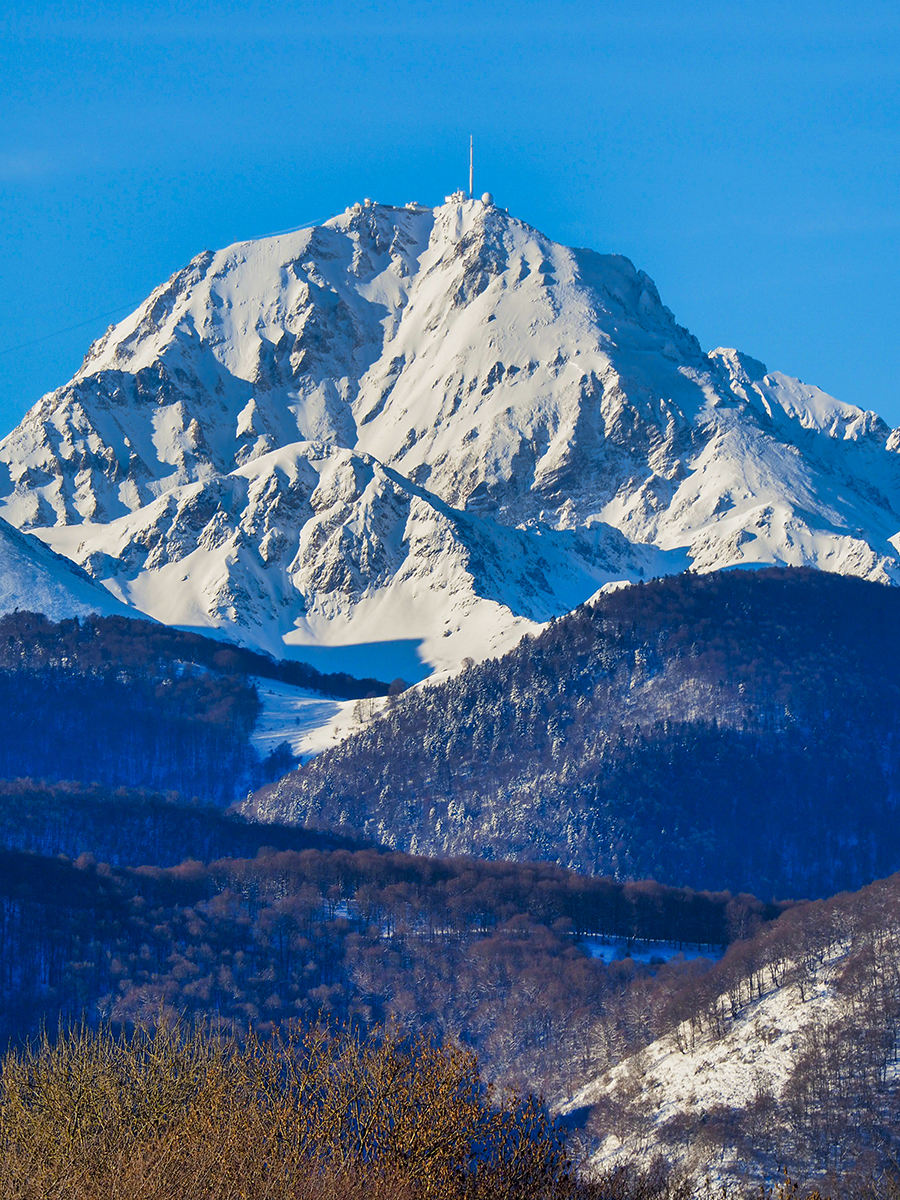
1, 0, 898, 433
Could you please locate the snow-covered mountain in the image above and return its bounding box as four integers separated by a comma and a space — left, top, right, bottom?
3, 195, 900, 673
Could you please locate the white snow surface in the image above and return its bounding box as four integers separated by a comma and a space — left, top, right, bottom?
3, 197, 900, 675
249, 677, 363, 763
582, 938, 723, 966
0, 514, 133, 621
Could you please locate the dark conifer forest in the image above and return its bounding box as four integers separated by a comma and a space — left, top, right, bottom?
251, 569, 900, 898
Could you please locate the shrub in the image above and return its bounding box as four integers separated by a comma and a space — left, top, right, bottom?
0, 1020, 568, 1200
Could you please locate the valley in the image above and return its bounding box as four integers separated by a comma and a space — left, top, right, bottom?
2, 198, 900, 1195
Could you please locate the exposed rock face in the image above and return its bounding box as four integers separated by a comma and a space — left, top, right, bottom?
3, 198, 899, 672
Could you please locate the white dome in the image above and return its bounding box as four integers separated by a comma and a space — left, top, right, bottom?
481, 192, 494, 206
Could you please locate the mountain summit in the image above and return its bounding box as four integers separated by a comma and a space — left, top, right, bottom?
2, 197, 899, 674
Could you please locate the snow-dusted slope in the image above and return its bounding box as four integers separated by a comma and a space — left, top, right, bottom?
3, 196, 900, 670
0, 515, 132, 620
565, 910, 900, 1186
249, 678, 367, 763
564, 952, 843, 1183
38, 438, 667, 675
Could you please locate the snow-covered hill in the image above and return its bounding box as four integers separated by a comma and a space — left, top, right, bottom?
567, 955, 844, 1181
3, 195, 900, 672
565, 873, 900, 1185
0, 515, 132, 621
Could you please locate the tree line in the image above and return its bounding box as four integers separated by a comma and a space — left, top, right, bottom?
0, 784, 785, 1097
0, 610, 389, 698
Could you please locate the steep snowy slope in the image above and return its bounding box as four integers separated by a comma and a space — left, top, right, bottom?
39, 439, 667, 674
0, 515, 131, 620
565, 873, 900, 1184
3, 196, 900, 669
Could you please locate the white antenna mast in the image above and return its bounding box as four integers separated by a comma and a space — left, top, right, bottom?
469, 135, 473, 199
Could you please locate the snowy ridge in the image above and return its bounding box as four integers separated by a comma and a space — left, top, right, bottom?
37, 438, 665, 675
3, 197, 900, 672
0, 515, 132, 621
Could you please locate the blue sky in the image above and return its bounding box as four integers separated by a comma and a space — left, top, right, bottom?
1, 0, 898, 432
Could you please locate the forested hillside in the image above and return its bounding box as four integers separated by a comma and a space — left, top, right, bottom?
0, 790, 774, 1091
6, 581, 900, 1187
251, 569, 900, 898
0, 780, 362, 866
8, 784, 900, 1187
0, 612, 387, 801
0, 611, 388, 698
571, 870, 900, 1185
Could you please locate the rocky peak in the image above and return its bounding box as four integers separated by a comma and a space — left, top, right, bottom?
1, 200, 899, 673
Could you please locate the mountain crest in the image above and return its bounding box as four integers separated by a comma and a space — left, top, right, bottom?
1, 198, 899, 674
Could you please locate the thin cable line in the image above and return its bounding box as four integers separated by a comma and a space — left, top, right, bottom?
0, 212, 336, 359
243, 213, 335, 241
0, 301, 143, 358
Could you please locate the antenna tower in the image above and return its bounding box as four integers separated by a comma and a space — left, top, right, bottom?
469, 136, 473, 199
